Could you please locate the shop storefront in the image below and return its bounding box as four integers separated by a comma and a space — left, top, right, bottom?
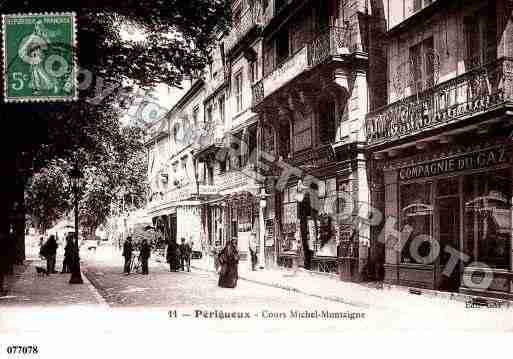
275, 161, 366, 280
380, 140, 513, 298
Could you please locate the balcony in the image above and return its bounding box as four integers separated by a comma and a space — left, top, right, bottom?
307, 26, 351, 67
224, 5, 262, 54
365, 58, 513, 147
252, 26, 352, 106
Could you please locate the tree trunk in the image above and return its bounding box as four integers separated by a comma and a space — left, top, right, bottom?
0, 146, 16, 265
13, 175, 26, 264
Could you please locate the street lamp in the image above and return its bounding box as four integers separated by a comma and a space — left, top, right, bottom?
294, 179, 308, 269
69, 165, 84, 284
257, 187, 270, 269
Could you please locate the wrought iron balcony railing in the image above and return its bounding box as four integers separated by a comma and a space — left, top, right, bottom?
224, 5, 262, 54
365, 58, 513, 146
307, 26, 350, 67
252, 26, 355, 106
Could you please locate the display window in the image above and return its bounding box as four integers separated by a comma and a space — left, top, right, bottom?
400, 182, 433, 263
464, 169, 511, 269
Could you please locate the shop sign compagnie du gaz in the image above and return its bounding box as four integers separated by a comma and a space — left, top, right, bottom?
399, 146, 510, 181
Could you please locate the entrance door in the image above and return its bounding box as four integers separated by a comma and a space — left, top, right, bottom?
437, 196, 460, 291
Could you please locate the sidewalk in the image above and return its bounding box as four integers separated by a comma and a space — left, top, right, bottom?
0, 258, 104, 307
190, 256, 513, 313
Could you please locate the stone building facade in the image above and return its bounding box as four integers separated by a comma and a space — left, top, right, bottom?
365, 0, 513, 298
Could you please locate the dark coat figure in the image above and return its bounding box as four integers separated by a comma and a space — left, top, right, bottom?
61, 236, 73, 273
179, 238, 191, 272
166, 240, 180, 272
41, 235, 58, 274
122, 237, 133, 274
218, 239, 240, 288
139, 240, 151, 275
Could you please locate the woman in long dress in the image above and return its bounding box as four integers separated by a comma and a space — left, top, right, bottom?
218, 239, 240, 288
166, 240, 180, 272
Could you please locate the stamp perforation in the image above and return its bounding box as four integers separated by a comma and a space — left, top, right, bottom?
2, 11, 78, 103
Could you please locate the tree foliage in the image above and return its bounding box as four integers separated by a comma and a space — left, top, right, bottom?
2, 0, 229, 256
26, 161, 72, 234
27, 123, 148, 236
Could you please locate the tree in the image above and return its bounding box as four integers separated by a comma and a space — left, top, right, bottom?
26, 162, 72, 234
1, 0, 231, 261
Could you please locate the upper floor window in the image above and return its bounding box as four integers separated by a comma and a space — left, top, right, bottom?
247, 125, 257, 165
207, 165, 214, 185
231, 131, 243, 169
233, 6, 242, 28
276, 28, 290, 65
206, 105, 213, 126
250, 60, 258, 83
409, 37, 434, 93
319, 97, 337, 144
316, 0, 330, 32
234, 71, 243, 112
218, 95, 225, 124
173, 123, 180, 142
464, 4, 497, 70
193, 106, 199, 127
275, 0, 286, 13
413, 0, 432, 13
181, 156, 188, 176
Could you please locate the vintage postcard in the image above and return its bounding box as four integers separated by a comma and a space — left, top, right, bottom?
1, 0, 513, 357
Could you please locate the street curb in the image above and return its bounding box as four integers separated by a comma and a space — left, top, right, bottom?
191, 264, 513, 311
191, 265, 373, 309
81, 270, 110, 308
82, 270, 110, 308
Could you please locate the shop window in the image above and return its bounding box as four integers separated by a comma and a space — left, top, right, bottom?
231, 205, 238, 239
464, 169, 511, 269
400, 182, 433, 263
312, 178, 337, 256
436, 176, 459, 197
281, 186, 298, 252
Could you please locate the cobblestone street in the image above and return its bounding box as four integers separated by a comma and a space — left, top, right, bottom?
1, 246, 513, 336
84, 260, 342, 309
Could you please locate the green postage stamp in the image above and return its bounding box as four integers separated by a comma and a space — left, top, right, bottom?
2, 12, 77, 103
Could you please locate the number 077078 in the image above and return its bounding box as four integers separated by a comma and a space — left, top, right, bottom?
6, 345, 39, 355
